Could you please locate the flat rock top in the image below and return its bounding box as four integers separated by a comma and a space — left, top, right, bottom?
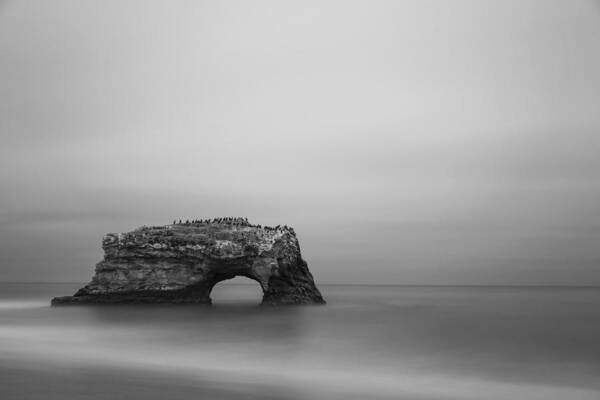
104, 219, 298, 259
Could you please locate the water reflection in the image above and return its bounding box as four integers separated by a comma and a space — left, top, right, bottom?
1, 284, 600, 400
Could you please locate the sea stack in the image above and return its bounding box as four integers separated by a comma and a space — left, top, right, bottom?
51, 218, 325, 305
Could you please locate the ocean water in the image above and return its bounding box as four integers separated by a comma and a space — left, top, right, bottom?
1, 283, 599, 400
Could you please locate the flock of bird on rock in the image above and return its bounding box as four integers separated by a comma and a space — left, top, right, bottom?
171, 217, 294, 233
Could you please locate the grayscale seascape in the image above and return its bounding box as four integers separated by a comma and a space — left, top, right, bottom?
2, 283, 599, 400
3, 1, 600, 399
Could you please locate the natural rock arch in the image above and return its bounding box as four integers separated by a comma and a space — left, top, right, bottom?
209, 276, 264, 304
52, 219, 325, 306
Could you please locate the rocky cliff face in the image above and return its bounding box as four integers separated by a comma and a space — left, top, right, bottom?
52, 218, 325, 305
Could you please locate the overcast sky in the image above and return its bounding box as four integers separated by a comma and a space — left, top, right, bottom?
1, 0, 600, 285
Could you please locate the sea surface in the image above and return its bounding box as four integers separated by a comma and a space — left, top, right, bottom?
1, 283, 599, 400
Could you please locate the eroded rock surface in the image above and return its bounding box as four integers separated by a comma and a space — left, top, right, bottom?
51, 219, 325, 305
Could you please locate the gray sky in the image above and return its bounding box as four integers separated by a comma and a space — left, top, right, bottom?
1, 0, 600, 284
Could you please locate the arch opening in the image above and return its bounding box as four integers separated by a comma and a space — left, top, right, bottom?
209, 276, 264, 305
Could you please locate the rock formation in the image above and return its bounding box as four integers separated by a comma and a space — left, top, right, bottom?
51, 218, 325, 305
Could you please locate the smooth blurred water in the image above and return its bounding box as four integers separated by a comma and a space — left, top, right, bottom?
1, 283, 600, 399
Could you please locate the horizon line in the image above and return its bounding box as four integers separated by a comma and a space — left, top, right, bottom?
1, 281, 599, 288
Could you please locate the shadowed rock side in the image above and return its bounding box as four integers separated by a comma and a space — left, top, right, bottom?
51, 219, 325, 306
